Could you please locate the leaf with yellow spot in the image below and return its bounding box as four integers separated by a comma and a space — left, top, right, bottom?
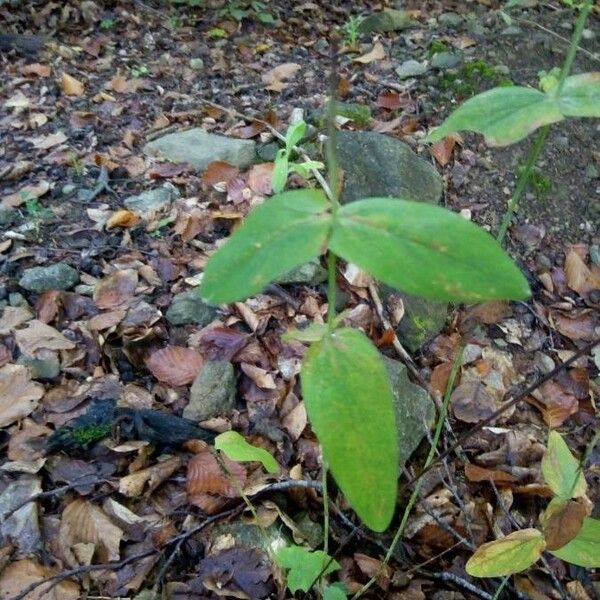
329, 198, 530, 302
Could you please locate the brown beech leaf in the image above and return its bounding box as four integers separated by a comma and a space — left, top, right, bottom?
60, 73, 85, 96
202, 160, 240, 187
431, 136, 458, 167
565, 248, 600, 295
464, 301, 512, 325
0, 365, 44, 427
262, 63, 301, 92
353, 41, 386, 64
35, 290, 61, 324
529, 381, 579, 428
451, 382, 498, 423
247, 162, 274, 196
93, 269, 138, 309
0, 306, 34, 334
59, 498, 123, 567
552, 312, 597, 341
541, 499, 588, 551
106, 209, 141, 229
22, 63, 51, 78
69, 111, 97, 128
376, 91, 408, 110
0, 559, 79, 600
88, 309, 127, 331
240, 363, 276, 389
145, 346, 204, 386
15, 319, 75, 355
119, 456, 182, 497
148, 162, 189, 179
465, 463, 517, 483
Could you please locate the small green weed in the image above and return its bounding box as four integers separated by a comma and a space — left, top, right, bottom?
428, 39, 449, 57
517, 165, 552, 198
217, 0, 275, 24
100, 18, 115, 30
340, 15, 364, 49
131, 64, 149, 78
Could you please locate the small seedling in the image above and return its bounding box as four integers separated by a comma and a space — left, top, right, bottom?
100, 18, 115, 30
271, 120, 324, 194
131, 64, 149, 78
217, 0, 275, 24
466, 431, 600, 577
149, 217, 172, 238
340, 15, 364, 50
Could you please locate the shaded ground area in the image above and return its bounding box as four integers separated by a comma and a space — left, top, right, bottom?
0, 1, 599, 599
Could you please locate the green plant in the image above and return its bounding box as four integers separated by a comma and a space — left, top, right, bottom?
100, 18, 115, 30
516, 165, 552, 198
217, 0, 275, 24
426, 0, 598, 243
21, 194, 52, 234
149, 217, 172, 238
199, 91, 529, 536
340, 15, 364, 50
131, 64, 149, 78
271, 120, 324, 194
428, 39, 449, 57
466, 431, 600, 577
68, 153, 86, 178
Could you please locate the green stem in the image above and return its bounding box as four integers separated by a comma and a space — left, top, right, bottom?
496, 0, 592, 245
327, 251, 338, 329
352, 345, 465, 599
492, 576, 510, 600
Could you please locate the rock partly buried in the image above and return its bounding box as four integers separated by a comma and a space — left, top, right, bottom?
184, 361, 236, 422
358, 9, 416, 33
19, 263, 79, 293
124, 182, 180, 218
166, 289, 218, 326
276, 259, 328, 285
335, 131, 442, 204
383, 356, 435, 467
144, 128, 256, 172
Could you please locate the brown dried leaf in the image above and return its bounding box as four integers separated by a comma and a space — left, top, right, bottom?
262, 63, 301, 92
202, 160, 240, 187
145, 346, 204, 386
353, 41, 386, 64
106, 209, 141, 229
465, 463, 517, 483
35, 290, 61, 324
187, 450, 246, 500
119, 456, 182, 497
15, 319, 75, 355
0, 305, 34, 334
552, 312, 597, 341
0, 559, 79, 600
541, 499, 588, 551
529, 381, 579, 428
247, 162, 274, 196
353, 553, 391, 591
376, 91, 408, 110
93, 269, 138, 309
431, 136, 457, 167
22, 63, 51, 78
148, 162, 188, 179
565, 249, 600, 295
451, 382, 498, 423
88, 309, 127, 331
60, 73, 85, 96
240, 363, 276, 390
59, 498, 123, 567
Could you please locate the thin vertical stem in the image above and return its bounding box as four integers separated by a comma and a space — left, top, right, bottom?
322, 462, 330, 554
496, 0, 592, 245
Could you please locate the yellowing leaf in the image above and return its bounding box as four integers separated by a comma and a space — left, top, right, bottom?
551, 517, 600, 567
106, 209, 141, 229
60, 73, 85, 96
540, 498, 587, 551
541, 431, 587, 500
466, 529, 546, 577
353, 41, 386, 64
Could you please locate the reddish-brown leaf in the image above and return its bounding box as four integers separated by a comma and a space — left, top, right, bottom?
145, 346, 204, 386
247, 163, 274, 196
202, 161, 240, 187
541, 499, 588, 551
376, 91, 409, 110
106, 210, 141, 230
148, 162, 189, 179
93, 269, 138, 309
529, 380, 579, 428
431, 136, 457, 167
552, 312, 597, 341
465, 463, 517, 483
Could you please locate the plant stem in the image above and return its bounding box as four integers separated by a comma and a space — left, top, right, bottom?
496, 0, 592, 245
327, 251, 338, 329
352, 345, 465, 599
492, 576, 510, 600
322, 462, 330, 554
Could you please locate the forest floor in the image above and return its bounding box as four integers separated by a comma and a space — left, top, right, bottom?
0, 1, 599, 599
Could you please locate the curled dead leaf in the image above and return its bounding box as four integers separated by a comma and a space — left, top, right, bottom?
145, 346, 204, 386
262, 62, 301, 92
0, 364, 44, 427
353, 41, 386, 64
60, 73, 85, 96
106, 209, 141, 229
119, 456, 182, 497
15, 319, 75, 355
0, 559, 79, 600
93, 269, 138, 309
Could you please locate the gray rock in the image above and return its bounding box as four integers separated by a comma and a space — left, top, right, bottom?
144, 128, 256, 171
381, 286, 448, 353
396, 59, 428, 79
438, 12, 463, 27
590, 244, 600, 266
166, 288, 218, 326
184, 360, 236, 422
431, 51, 462, 70
189, 58, 204, 70
124, 182, 180, 217
19, 263, 79, 293
335, 131, 442, 204
383, 356, 435, 467
18, 355, 60, 379
359, 9, 415, 33
276, 259, 327, 285
212, 521, 290, 555
0, 205, 16, 227
9, 292, 28, 307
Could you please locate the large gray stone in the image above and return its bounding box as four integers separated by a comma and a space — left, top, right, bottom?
124, 182, 180, 217
184, 360, 236, 422
381, 286, 448, 353
144, 128, 256, 171
19, 263, 79, 292
166, 288, 218, 326
359, 9, 416, 33
383, 356, 435, 467
335, 131, 442, 204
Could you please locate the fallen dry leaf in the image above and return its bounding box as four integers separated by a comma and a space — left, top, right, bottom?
93, 269, 139, 309
60, 72, 85, 96
465, 463, 517, 483
22, 63, 51, 78
241, 363, 276, 389
15, 319, 76, 356
353, 41, 386, 64
145, 346, 204, 386
30, 132, 67, 150
2, 180, 51, 207
565, 249, 600, 295
0, 305, 34, 334
247, 162, 274, 196
119, 456, 182, 497
541, 499, 587, 551
0, 364, 44, 427
0, 559, 79, 600
202, 160, 240, 187
431, 136, 457, 167
106, 209, 141, 229
376, 90, 409, 110
262, 62, 301, 92
88, 309, 127, 331
529, 380, 579, 427
59, 498, 123, 567
451, 381, 498, 423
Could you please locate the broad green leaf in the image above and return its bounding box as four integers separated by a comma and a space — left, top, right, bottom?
426, 73, 600, 146
323, 583, 347, 600
329, 198, 530, 302
301, 328, 398, 531
290, 160, 325, 178
272, 151, 289, 194
285, 120, 306, 151
466, 529, 546, 577
282, 322, 328, 343
551, 517, 600, 567
541, 431, 587, 499
200, 189, 332, 304
275, 545, 340, 593
215, 430, 279, 474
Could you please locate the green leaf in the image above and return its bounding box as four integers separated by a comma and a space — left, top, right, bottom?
285, 120, 306, 151
426, 73, 600, 146
272, 151, 289, 194
282, 322, 328, 343
329, 198, 530, 302
200, 189, 332, 304
323, 583, 347, 600
466, 529, 546, 577
550, 518, 600, 568
215, 430, 279, 474
275, 545, 340, 593
541, 431, 587, 500
301, 328, 398, 531
290, 160, 325, 179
